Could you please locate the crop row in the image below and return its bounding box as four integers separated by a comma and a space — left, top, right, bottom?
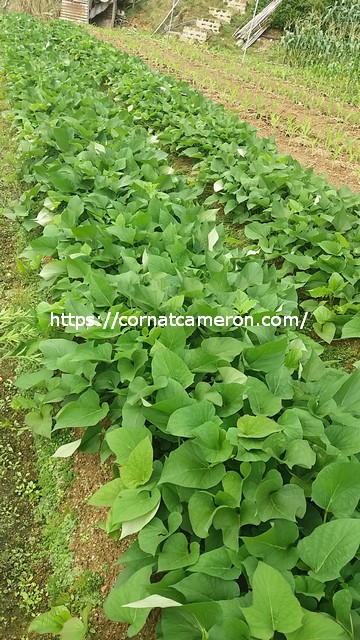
105, 28, 359, 116
32, 18, 360, 341
98, 30, 360, 166
1, 13, 360, 640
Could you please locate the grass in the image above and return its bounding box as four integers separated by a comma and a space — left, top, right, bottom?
322, 340, 360, 371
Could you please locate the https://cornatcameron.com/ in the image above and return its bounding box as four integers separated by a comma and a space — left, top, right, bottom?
49, 311, 309, 332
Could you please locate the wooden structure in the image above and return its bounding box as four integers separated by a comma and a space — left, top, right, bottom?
234, 0, 283, 49
60, 0, 116, 27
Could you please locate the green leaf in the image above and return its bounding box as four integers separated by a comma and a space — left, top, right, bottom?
256, 472, 306, 522
312, 461, 360, 518
208, 617, 250, 640
284, 253, 314, 270
246, 377, 282, 416
151, 342, 194, 388
212, 507, 240, 551
160, 603, 222, 640
201, 337, 243, 361
342, 315, 360, 339
294, 576, 325, 600
120, 502, 160, 539
218, 470, 243, 507
284, 439, 316, 469
298, 519, 360, 582
87, 271, 117, 307
326, 415, 360, 455
121, 437, 153, 488
313, 321, 336, 344
60, 617, 86, 640
104, 566, 152, 633
106, 426, 152, 465
188, 491, 216, 538
28, 606, 71, 634
39, 339, 75, 369
160, 442, 226, 489
333, 589, 360, 639
241, 562, 303, 639
158, 533, 200, 571
55, 389, 108, 429
122, 595, 182, 608
237, 415, 282, 439
243, 338, 287, 373
89, 478, 124, 507
286, 611, 349, 640
52, 439, 82, 458
265, 367, 294, 399
218, 367, 247, 385
318, 240, 342, 255
258, 483, 306, 522
25, 405, 52, 438
111, 488, 161, 526
241, 521, 299, 571
15, 368, 53, 390
138, 512, 182, 555
313, 306, 334, 324
334, 369, 360, 411
173, 573, 239, 602
188, 547, 241, 580
46, 165, 79, 192
166, 401, 216, 437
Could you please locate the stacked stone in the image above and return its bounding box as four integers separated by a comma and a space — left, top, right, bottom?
178, 0, 247, 43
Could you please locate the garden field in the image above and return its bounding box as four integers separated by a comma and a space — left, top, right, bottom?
92, 26, 360, 193
1, 10, 360, 640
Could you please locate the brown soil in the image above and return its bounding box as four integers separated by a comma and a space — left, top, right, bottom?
90, 29, 360, 192
68, 451, 158, 639
322, 338, 360, 372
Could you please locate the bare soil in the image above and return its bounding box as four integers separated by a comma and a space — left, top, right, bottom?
68, 451, 159, 640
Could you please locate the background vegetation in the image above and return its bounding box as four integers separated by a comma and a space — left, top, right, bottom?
283, 0, 360, 82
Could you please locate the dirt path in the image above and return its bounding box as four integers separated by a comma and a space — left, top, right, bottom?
0, 204, 48, 639
90, 28, 360, 192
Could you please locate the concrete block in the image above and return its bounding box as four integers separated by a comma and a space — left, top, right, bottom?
209, 7, 232, 23
196, 18, 221, 33
224, 0, 247, 12
180, 27, 208, 42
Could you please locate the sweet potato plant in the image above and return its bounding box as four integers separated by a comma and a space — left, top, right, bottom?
1, 13, 360, 640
